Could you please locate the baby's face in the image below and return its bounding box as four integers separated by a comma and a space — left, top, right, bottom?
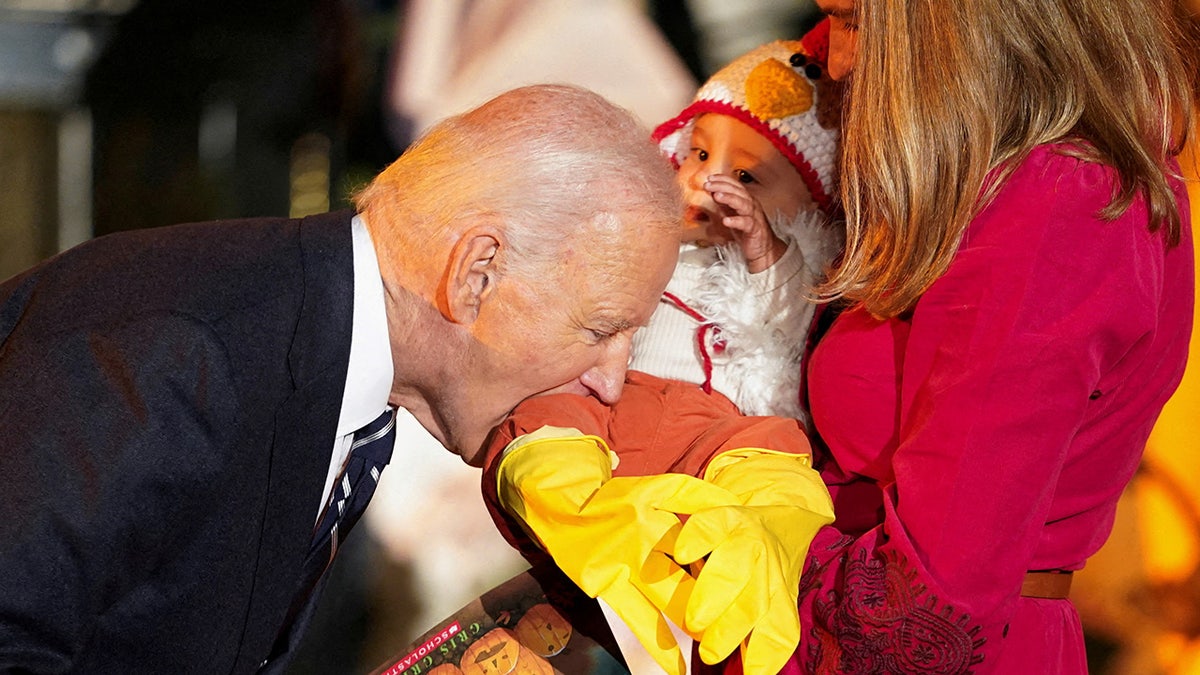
676, 113, 816, 245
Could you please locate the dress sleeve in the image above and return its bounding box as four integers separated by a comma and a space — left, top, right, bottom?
0, 314, 238, 671
795, 149, 1180, 673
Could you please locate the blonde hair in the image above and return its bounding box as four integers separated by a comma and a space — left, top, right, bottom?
353, 84, 680, 286
822, 0, 1199, 318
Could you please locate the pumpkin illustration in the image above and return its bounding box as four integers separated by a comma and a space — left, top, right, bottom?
460, 628, 553, 675
514, 603, 573, 657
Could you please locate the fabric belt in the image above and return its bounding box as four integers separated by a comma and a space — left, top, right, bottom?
1020, 571, 1073, 599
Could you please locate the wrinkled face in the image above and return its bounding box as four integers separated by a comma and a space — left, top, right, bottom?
449, 216, 677, 465
677, 113, 814, 245
817, 0, 859, 81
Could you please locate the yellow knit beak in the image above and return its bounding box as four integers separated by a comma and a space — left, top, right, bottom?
744, 58, 814, 121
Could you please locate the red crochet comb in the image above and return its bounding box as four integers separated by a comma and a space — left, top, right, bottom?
801, 17, 831, 67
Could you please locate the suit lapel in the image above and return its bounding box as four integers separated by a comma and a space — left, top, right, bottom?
234, 210, 356, 672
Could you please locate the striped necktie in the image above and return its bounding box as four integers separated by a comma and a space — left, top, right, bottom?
261, 407, 398, 672
309, 407, 397, 566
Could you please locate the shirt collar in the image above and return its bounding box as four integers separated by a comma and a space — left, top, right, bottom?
336, 214, 394, 437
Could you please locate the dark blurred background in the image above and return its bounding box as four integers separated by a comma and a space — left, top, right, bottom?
2, 1, 1198, 674
0, 0, 823, 278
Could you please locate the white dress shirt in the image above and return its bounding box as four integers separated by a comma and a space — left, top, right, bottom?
316, 214, 394, 519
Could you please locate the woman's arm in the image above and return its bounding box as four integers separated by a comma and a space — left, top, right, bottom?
795, 147, 1191, 673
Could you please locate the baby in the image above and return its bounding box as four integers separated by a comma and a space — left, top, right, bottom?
640, 32, 842, 422
482, 24, 842, 675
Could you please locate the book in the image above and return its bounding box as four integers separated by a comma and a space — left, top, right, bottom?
368, 561, 631, 675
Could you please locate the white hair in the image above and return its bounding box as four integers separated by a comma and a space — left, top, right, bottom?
355, 84, 682, 283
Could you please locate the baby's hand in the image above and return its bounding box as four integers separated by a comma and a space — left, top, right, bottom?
705, 174, 787, 273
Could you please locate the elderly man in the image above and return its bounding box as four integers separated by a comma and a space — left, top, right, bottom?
0, 84, 680, 674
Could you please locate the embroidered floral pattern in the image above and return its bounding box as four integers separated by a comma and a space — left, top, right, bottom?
803, 542, 986, 674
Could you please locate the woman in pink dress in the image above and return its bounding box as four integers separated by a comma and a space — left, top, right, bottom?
788, 0, 1198, 673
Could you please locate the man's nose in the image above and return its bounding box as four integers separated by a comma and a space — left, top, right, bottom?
579, 333, 632, 405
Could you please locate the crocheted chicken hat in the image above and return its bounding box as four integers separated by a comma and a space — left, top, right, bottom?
653, 20, 838, 214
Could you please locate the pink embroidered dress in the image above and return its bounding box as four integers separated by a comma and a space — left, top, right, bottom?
794, 144, 1193, 674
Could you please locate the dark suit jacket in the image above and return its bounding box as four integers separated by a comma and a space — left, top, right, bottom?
0, 209, 358, 673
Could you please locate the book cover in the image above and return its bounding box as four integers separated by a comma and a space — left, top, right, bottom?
368, 561, 631, 675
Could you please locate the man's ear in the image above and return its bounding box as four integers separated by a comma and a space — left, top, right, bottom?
443, 226, 502, 324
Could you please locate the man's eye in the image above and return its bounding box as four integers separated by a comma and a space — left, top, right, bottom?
587, 328, 612, 342
735, 169, 756, 184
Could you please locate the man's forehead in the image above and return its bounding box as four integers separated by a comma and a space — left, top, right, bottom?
579, 257, 670, 322
572, 213, 674, 299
